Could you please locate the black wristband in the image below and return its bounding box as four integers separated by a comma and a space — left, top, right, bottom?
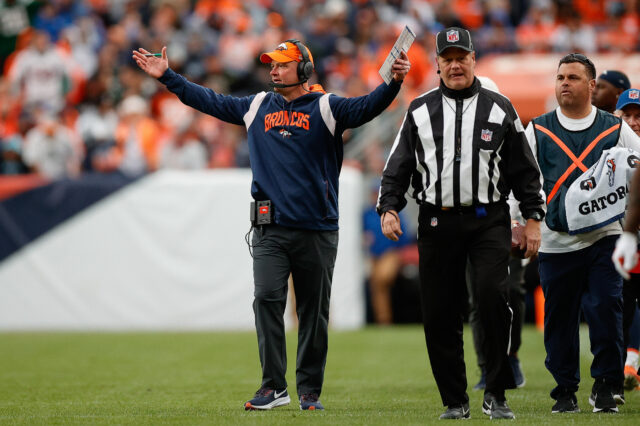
526, 210, 543, 222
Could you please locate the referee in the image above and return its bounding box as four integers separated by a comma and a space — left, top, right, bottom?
377, 27, 545, 420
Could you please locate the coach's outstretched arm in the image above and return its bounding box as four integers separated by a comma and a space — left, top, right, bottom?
132, 46, 168, 78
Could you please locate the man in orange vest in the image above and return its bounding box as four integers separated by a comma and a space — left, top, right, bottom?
525, 53, 640, 414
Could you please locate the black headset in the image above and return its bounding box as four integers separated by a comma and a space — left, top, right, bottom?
285, 39, 314, 82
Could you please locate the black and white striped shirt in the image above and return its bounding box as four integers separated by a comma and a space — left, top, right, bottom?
378, 78, 544, 219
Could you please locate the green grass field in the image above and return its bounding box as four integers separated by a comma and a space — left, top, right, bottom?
0, 325, 639, 424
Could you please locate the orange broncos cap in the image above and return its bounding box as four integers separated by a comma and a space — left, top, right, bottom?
260, 41, 314, 65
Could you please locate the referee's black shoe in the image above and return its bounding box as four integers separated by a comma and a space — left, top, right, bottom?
482, 393, 515, 419
439, 402, 470, 419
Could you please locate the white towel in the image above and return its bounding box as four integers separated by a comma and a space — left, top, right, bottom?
565, 147, 640, 235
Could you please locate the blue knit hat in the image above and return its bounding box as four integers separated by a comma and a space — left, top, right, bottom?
599, 70, 631, 91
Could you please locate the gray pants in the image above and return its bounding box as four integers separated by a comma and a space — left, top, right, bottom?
252, 224, 338, 397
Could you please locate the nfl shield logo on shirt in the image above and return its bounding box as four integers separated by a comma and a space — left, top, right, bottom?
630, 90, 640, 100
481, 129, 493, 142
430, 217, 438, 227
446, 30, 459, 43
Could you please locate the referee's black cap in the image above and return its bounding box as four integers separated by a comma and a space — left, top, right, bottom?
436, 27, 474, 56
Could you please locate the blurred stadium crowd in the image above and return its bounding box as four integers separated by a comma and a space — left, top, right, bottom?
0, 0, 639, 178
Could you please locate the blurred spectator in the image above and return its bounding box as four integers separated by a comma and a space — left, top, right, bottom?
363, 181, 411, 325
351, 3, 379, 45
0, 76, 21, 139
550, 9, 597, 53
0, 134, 27, 175
209, 124, 243, 168
159, 128, 208, 170
474, 7, 518, 56
451, 0, 484, 30
22, 111, 81, 179
216, 12, 259, 80
304, 7, 341, 82
407, 0, 437, 30
618, 2, 639, 38
572, 0, 608, 25
8, 29, 72, 114
515, 3, 555, 53
75, 94, 118, 172
32, 0, 88, 42
0, 0, 41, 72
151, 85, 197, 135
94, 95, 161, 176
433, 0, 465, 30
322, 36, 358, 94
60, 15, 105, 81
596, 3, 636, 53
180, 28, 218, 83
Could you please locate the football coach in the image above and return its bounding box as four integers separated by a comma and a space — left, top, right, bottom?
132, 41, 410, 411
377, 27, 544, 420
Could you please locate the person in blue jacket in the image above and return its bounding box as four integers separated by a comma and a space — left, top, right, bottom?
132, 40, 410, 411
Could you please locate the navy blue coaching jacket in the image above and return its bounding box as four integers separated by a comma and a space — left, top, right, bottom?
159, 68, 402, 231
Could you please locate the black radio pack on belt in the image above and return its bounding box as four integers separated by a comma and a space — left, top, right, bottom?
250, 200, 273, 226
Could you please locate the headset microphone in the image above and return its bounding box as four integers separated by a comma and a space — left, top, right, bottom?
269, 80, 307, 89
437, 69, 441, 74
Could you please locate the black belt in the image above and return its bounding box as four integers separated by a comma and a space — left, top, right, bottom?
420, 201, 505, 216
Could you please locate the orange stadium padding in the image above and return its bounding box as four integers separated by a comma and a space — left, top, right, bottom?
0, 174, 49, 202
475, 53, 640, 125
